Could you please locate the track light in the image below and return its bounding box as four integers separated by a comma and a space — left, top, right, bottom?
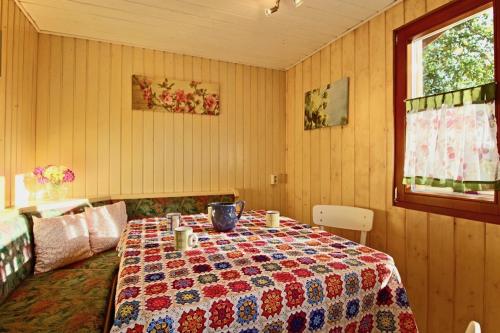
265, 0, 280, 16
264, 0, 304, 16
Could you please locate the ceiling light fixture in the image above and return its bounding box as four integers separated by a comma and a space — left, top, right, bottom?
290, 0, 304, 8
264, 0, 280, 16
265, 0, 304, 16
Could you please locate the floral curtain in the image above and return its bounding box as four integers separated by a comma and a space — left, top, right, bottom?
403, 82, 500, 192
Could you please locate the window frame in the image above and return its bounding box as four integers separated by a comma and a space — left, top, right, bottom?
393, 0, 500, 224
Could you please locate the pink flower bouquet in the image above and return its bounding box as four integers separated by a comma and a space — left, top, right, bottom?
33, 165, 75, 186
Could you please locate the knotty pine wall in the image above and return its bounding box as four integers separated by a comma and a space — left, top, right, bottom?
0, 0, 38, 206
284, 0, 500, 332
34, 34, 286, 211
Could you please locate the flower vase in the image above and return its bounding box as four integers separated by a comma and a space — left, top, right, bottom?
45, 183, 69, 201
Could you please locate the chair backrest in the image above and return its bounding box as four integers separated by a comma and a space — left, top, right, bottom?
312, 205, 374, 245
465, 321, 481, 333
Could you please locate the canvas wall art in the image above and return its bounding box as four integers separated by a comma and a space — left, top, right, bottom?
304, 77, 349, 130
132, 75, 220, 115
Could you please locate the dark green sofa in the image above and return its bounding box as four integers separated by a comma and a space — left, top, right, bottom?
0, 212, 119, 333
0, 193, 235, 332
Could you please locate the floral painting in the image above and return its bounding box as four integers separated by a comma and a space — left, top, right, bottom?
132, 75, 220, 115
304, 77, 349, 130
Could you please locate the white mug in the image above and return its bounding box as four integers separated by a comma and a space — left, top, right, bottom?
266, 210, 280, 228
175, 226, 199, 251
166, 212, 182, 232
207, 206, 213, 223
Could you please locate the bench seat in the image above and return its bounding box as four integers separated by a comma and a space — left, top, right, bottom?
0, 250, 119, 333
0, 193, 237, 332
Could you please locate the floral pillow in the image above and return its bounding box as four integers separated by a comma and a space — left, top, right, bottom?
85, 201, 127, 254
33, 213, 93, 274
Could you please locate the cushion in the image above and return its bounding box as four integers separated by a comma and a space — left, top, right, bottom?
85, 201, 127, 254
33, 213, 93, 274
0, 249, 119, 333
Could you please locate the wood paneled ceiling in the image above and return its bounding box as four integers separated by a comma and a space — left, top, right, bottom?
16, 0, 397, 69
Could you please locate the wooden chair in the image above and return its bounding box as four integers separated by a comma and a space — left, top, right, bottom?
312, 205, 374, 245
465, 321, 481, 333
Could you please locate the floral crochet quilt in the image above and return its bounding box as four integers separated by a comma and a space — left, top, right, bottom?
112, 211, 418, 333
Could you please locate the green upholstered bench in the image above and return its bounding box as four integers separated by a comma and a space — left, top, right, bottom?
0, 211, 119, 333
0, 192, 236, 332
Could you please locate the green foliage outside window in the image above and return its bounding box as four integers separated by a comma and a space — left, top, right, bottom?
423, 9, 494, 96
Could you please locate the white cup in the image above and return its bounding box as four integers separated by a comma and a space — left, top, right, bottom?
171, 215, 181, 230
166, 212, 181, 232
175, 226, 199, 251
207, 206, 213, 223
266, 210, 280, 228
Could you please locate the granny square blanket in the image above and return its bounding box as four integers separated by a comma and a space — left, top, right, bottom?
112, 211, 418, 333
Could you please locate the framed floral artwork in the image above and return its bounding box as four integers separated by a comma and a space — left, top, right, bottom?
304, 77, 349, 130
132, 75, 220, 115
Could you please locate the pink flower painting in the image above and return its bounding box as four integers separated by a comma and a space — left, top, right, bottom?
132, 75, 220, 115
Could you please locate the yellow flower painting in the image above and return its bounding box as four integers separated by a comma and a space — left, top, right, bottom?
304, 77, 349, 130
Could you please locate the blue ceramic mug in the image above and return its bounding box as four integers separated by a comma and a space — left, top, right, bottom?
209, 201, 245, 232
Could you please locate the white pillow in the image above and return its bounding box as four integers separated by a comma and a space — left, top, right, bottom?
33, 213, 93, 274
85, 201, 127, 254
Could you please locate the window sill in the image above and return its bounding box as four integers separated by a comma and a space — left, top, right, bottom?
393, 198, 500, 224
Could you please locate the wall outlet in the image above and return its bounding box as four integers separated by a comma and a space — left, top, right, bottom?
270, 174, 278, 185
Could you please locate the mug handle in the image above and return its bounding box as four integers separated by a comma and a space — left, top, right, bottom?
188, 233, 198, 248
235, 200, 246, 219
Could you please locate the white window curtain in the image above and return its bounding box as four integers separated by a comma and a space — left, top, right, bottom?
403, 83, 500, 192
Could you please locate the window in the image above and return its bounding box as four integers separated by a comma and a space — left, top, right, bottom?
393, 0, 500, 223
412, 8, 494, 98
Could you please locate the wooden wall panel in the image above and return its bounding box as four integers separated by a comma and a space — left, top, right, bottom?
109, 44, 122, 195
283, 0, 500, 332
0, 0, 38, 206
223, 64, 233, 194
368, 13, 387, 252
85, 40, 99, 197
454, 219, 485, 333
60, 38, 74, 193
319, 47, 331, 206
484, 223, 500, 332
164, 53, 175, 193
142, 49, 154, 194
428, 214, 455, 333
330, 42, 342, 207
294, 63, 303, 222
8, 0, 500, 332
34, 33, 286, 210
73, 39, 87, 197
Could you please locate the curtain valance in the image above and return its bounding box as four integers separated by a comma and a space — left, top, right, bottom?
405, 82, 496, 113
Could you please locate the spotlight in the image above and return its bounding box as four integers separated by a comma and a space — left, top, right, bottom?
265, 0, 280, 16
265, 6, 279, 16
264, 0, 304, 16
